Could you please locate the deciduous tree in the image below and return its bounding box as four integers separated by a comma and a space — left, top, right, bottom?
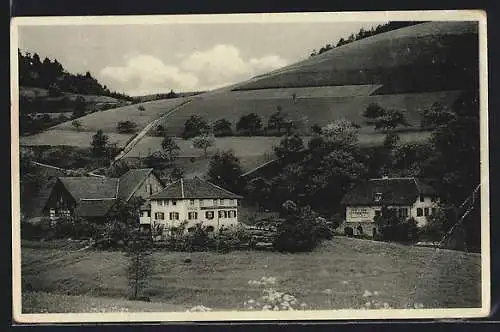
192, 133, 215, 158
207, 150, 243, 193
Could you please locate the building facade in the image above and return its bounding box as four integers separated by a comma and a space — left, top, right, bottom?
341, 177, 439, 237
140, 177, 242, 233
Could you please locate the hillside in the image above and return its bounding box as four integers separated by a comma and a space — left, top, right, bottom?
20, 21, 478, 179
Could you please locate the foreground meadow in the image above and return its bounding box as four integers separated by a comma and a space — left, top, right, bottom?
20, 236, 481, 313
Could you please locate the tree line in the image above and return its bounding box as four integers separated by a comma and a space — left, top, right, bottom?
18, 49, 133, 101
309, 21, 426, 57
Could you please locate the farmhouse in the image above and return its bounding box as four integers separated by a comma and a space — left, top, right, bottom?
27, 168, 164, 223
341, 177, 439, 237
140, 177, 243, 232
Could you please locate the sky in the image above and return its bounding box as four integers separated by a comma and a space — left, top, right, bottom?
18, 21, 386, 96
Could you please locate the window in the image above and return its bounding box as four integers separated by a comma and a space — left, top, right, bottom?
431, 207, 437, 215
417, 208, 423, 217
419, 195, 425, 202
169, 212, 179, 220
155, 212, 165, 220
190, 199, 195, 206
424, 207, 430, 217
374, 192, 382, 202
398, 208, 408, 218
206, 211, 214, 220
218, 210, 224, 218
230, 210, 237, 218
147, 211, 151, 217
223, 210, 230, 218
220, 199, 224, 205
172, 200, 177, 206
188, 212, 198, 220
213, 199, 217, 206
149, 184, 153, 195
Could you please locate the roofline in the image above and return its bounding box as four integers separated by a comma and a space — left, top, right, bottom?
80, 198, 117, 201
149, 179, 182, 199
124, 168, 155, 202
203, 178, 244, 198
149, 178, 243, 200
32, 161, 67, 172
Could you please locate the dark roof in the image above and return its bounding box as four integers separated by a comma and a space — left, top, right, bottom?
58, 177, 119, 200
117, 168, 157, 201
74, 199, 116, 218
149, 177, 243, 200
23, 177, 58, 217
341, 177, 437, 206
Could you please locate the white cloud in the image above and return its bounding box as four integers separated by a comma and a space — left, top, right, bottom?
99, 45, 288, 95
100, 54, 198, 96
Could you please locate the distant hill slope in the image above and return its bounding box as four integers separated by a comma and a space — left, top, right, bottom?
231, 21, 478, 93
20, 86, 125, 109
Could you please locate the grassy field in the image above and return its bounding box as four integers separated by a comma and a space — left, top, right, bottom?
22, 292, 186, 313
152, 90, 462, 136
20, 86, 121, 104
51, 97, 188, 134
21, 237, 481, 313
19, 130, 134, 149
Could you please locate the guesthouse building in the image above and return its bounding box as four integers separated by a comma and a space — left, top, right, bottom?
341, 177, 439, 237
140, 177, 243, 233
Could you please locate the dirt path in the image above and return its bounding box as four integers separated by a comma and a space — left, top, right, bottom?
112, 99, 193, 163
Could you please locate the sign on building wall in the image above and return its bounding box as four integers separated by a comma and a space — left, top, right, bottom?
349, 207, 370, 219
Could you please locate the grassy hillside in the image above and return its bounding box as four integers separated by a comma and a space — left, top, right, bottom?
152, 90, 461, 136
51, 97, 188, 134
233, 21, 478, 93
20, 87, 122, 105
21, 237, 481, 312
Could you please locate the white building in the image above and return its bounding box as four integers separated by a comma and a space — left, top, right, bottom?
139, 177, 243, 233
341, 177, 439, 237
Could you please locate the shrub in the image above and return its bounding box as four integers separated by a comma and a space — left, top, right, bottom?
344, 226, 354, 237
273, 201, 323, 253
117, 121, 138, 134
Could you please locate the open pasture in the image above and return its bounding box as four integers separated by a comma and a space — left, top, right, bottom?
50, 98, 188, 134
21, 236, 481, 312
153, 90, 462, 137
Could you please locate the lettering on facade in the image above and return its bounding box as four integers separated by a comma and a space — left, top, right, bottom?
349, 207, 369, 218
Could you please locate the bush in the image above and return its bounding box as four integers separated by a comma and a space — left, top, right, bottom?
379, 218, 419, 242
344, 226, 354, 237
117, 121, 138, 134
273, 201, 323, 253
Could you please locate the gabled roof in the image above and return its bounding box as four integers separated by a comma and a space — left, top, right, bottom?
117, 168, 159, 201
58, 177, 119, 200
74, 199, 117, 218
22, 177, 59, 217
149, 177, 243, 200
342, 177, 437, 206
